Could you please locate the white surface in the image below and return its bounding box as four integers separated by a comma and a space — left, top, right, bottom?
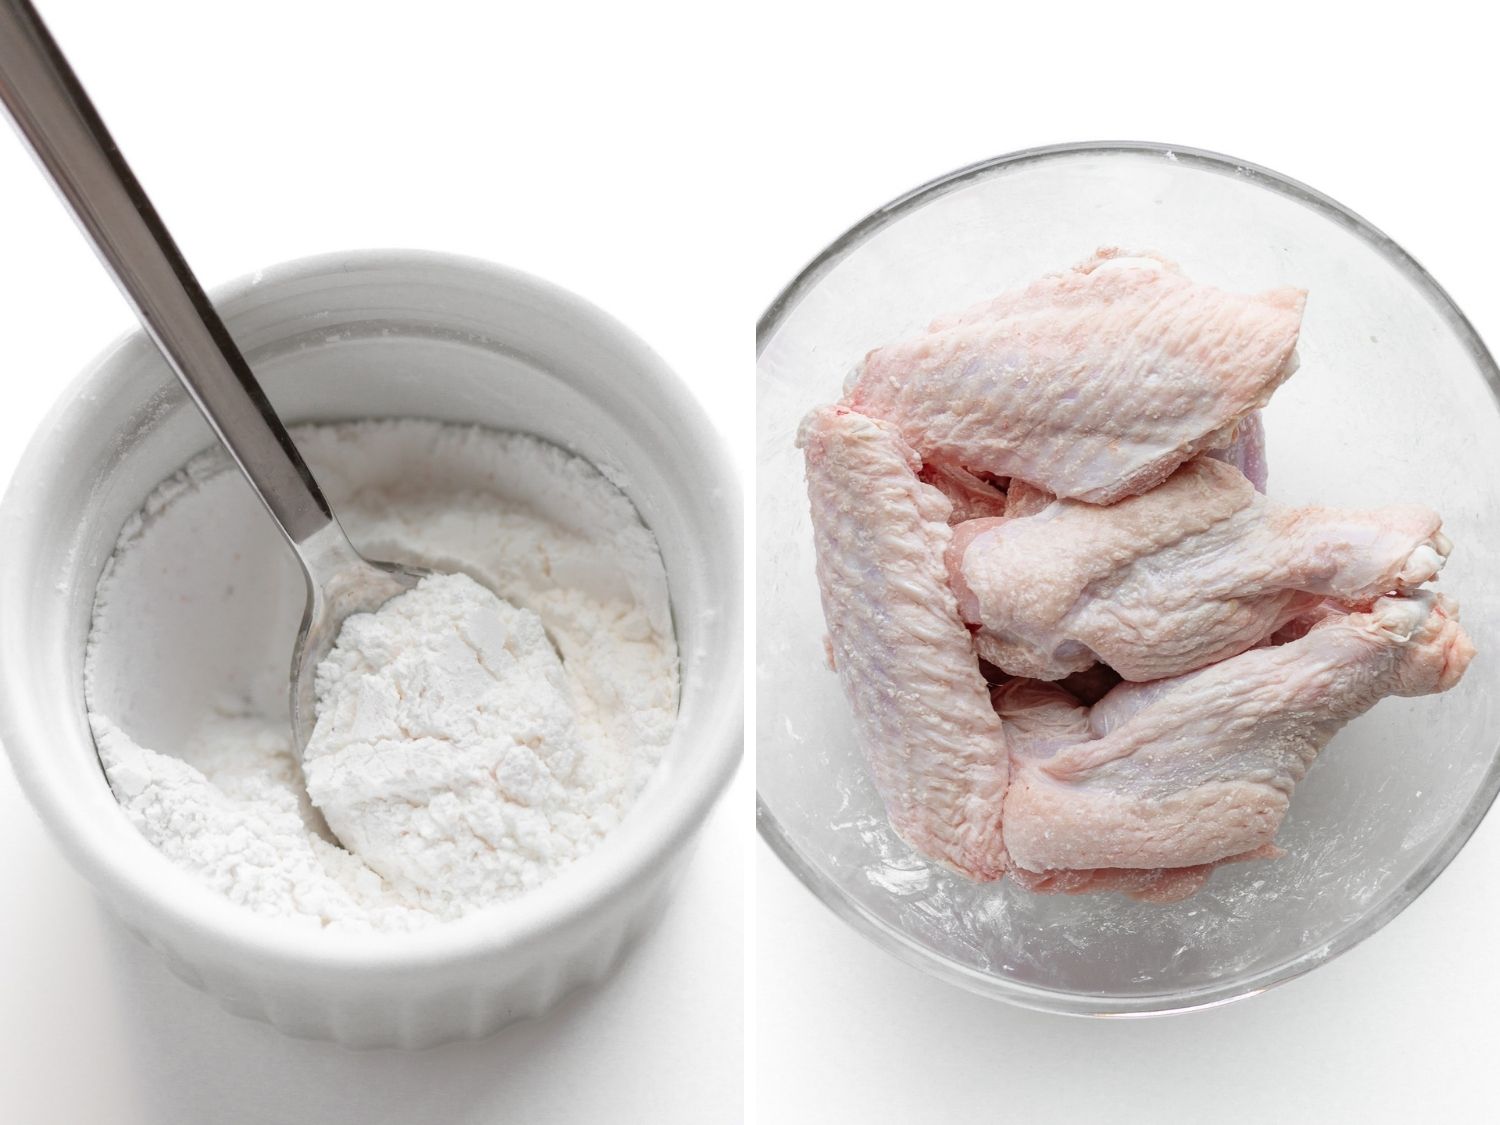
8, 0, 1500, 1118
751, 3, 1500, 1122
0, 0, 743, 1119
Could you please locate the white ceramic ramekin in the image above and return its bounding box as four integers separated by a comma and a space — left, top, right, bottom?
0, 250, 742, 1048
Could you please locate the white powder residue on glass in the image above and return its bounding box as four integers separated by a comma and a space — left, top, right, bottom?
84, 420, 679, 933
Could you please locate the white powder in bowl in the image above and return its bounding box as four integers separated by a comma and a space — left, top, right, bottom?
84, 420, 679, 933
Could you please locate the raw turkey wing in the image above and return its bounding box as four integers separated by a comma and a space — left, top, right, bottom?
1002, 593, 1474, 873
798, 405, 1009, 879
845, 249, 1305, 503
952, 457, 1450, 682
993, 679, 1281, 902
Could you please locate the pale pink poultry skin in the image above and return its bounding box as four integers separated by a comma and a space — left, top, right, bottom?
800, 251, 1473, 901
1003, 479, 1054, 519
918, 460, 1008, 522
993, 678, 1282, 902
1206, 409, 1268, 492
950, 457, 1451, 682
986, 408, 1264, 520
1006, 847, 1282, 903
844, 249, 1306, 504
1002, 593, 1475, 873
992, 407, 1264, 520
797, 405, 1009, 880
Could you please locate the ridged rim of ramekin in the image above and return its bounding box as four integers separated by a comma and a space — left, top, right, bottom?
756, 139, 1500, 1017
0, 249, 743, 977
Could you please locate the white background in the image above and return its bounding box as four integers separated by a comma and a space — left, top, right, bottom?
5, 1, 1500, 1123
750, 3, 1500, 1124
0, 2, 744, 1123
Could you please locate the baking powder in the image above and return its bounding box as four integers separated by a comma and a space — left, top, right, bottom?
85, 420, 678, 932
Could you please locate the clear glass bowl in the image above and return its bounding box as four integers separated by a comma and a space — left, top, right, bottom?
756, 142, 1500, 1016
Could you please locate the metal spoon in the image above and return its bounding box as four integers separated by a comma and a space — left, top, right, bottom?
0, 0, 425, 753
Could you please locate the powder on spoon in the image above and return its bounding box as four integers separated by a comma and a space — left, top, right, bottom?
303, 572, 609, 913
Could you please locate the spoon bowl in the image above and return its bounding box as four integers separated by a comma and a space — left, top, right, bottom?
288, 530, 427, 753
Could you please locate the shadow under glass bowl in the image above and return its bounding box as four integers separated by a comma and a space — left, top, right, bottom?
756, 141, 1500, 1016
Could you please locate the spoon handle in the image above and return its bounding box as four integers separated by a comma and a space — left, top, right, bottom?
0, 0, 353, 561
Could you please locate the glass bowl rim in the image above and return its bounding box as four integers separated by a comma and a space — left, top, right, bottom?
755, 138, 1500, 1017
